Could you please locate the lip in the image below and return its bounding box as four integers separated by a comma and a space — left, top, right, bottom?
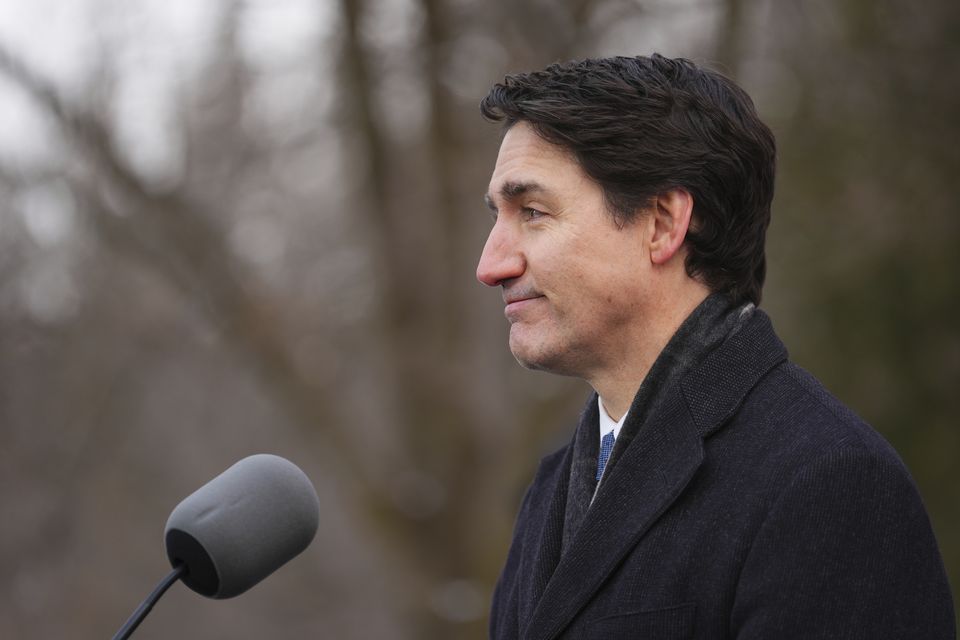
504, 295, 543, 318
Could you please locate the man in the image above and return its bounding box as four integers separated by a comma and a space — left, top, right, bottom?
476, 55, 954, 639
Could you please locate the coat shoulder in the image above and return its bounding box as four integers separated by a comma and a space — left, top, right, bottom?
744, 360, 905, 464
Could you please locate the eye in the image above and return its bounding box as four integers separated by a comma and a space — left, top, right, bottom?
521, 207, 546, 219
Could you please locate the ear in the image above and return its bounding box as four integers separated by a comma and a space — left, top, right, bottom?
648, 188, 694, 265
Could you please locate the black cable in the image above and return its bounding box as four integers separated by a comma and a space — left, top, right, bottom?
112, 564, 186, 640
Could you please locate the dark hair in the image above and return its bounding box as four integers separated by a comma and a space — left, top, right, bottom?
480, 54, 776, 305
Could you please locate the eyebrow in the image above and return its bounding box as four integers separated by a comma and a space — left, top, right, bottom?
484, 180, 551, 211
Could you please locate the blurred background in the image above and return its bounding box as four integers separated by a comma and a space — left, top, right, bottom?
0, 0, 956, 637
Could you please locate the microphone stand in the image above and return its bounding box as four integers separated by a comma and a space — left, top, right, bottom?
112, 564, 187, 640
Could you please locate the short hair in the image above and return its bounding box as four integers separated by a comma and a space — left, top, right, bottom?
480, 54, 776, 305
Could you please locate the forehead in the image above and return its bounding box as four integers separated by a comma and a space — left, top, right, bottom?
487, 122, 592, 203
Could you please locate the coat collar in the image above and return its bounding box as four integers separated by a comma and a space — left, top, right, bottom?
520, 309, 788, 640
680, 309, 788, 438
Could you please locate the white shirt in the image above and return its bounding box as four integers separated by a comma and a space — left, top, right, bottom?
598, 396, 629, 441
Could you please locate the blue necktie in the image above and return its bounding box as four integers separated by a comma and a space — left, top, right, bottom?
596, 430, 616, 481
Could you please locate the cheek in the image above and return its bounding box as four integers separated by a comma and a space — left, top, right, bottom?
575, 265, 646, 322
533, 226, 645, 311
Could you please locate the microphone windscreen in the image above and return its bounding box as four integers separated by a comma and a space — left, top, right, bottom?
164, 454, 320, 599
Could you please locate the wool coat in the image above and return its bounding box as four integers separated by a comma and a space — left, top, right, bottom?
489, 309, 955, 639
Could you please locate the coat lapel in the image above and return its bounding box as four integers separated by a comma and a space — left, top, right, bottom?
522, 392, 704, 640
514, 440, 573, 626
520, 309, 788, 640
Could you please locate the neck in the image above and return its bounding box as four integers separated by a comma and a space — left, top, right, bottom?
588, 284, 710, 420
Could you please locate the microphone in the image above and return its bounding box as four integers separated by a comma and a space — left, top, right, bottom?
113, 454, 320, 639
165, 454, 320, 599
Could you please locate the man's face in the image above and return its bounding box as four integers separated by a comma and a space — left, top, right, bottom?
478, 122, 653, 379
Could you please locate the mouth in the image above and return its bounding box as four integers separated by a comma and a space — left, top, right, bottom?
504, 294, 544, 319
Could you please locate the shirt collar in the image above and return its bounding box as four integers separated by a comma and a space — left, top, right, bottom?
597, 396, 629, 441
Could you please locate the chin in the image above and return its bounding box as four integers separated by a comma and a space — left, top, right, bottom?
510, 335, 547, 370
509, 335, 574, 376
513, 352, 549, 372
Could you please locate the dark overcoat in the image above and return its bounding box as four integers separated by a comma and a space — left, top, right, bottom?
490, 310, 955, 639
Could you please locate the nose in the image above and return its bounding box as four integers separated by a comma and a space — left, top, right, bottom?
476, 219, 525, 287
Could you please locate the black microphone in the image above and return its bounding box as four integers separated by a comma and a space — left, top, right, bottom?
113, 454, 320, 639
